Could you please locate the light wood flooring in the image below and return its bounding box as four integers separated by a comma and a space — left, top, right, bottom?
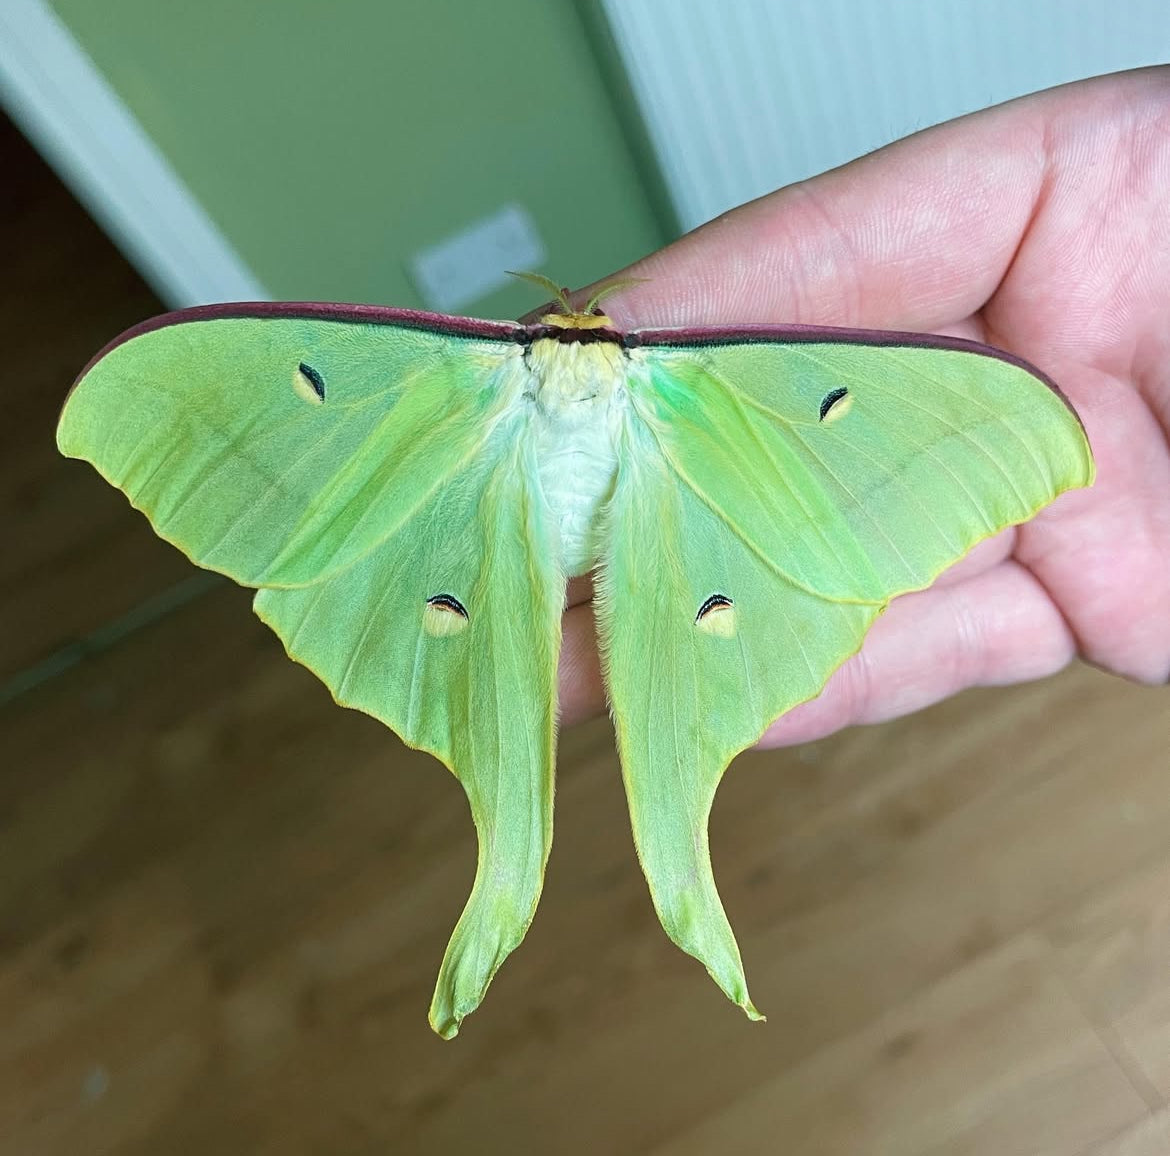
3, 111, 1170, 1155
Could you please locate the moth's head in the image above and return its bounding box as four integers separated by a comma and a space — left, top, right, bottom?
509, 270, 644, 331
539, 310, 615, 331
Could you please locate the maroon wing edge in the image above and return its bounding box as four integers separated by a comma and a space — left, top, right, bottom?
70, 301, 531, 390
628, 321, 1083, 427
69, 305, 1084, 434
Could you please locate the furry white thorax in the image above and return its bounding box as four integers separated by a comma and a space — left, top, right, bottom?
524, 337, 631, 577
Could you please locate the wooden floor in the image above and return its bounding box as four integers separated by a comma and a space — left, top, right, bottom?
4, 110, 1170, 1156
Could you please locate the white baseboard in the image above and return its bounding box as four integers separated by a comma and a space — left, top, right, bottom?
0, 0, 269, 307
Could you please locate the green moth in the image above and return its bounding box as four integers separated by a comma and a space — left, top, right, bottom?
56, 279, 1094, 1038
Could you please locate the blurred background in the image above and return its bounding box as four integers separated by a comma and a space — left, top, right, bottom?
1, 2, 1168, 1152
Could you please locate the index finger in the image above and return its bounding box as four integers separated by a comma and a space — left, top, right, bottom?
586, 74, 1122, 333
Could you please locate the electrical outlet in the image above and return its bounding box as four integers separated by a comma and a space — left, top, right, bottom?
409, 204, 546, 313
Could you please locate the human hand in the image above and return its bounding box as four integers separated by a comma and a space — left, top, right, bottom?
558, 66, 1170, 744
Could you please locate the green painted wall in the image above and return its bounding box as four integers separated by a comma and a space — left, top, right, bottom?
49, 0, 664, 317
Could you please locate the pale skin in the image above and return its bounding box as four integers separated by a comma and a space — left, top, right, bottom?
556, 66, 1170, 743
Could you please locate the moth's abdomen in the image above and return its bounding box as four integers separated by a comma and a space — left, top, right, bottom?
537, 430, 620, 576
525, 337, 627, 577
